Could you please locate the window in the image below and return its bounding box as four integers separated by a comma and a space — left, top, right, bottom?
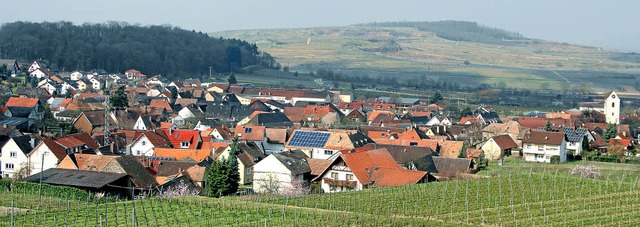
409, 142, 418, 146
5, 163, 14, 170
324, 150, 333, 155
535, 154, 543, 159
526, 144, 531, 149
136, 150, 141, 155
246, 168, 252, 175
331, 172, 338, 179
142, 141, 146, 146
612, 102, 615, 108
538, 145, 544, 151
244, 128, 253, 133
180, 142, 190, 148
10, 152, 17, 158
346, 174, 354, 181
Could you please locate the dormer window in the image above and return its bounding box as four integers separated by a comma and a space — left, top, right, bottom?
180, 142, 190, 148
245, 128, 252, 133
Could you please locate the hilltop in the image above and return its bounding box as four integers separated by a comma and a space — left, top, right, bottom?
212, 21, 640, 92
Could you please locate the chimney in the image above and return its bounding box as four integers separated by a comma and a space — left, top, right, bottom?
29, 137, 35, 148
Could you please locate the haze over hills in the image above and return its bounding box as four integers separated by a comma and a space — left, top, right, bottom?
212, 21, 640, 92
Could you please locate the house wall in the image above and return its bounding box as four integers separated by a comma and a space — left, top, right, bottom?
252, 155, 294, 193
216, 148, 251, 185
0, 139, 29, 178
178, 108, 196, 119
74, 115, 94, 133
320, 168, 362, 193
480, 139, 502, 160
29, 143, 61, 175
133, 117, 148, 130
311, 148, 339, 160
130, 136, 155, 156
522, 141, 567, 163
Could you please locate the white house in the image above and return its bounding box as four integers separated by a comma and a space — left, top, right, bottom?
522, 131, 568, 163
70, 71, 84, 81
0, 136, 35, 178
252, 150, 310, 194
132, 116, 155, 130
426, 116, 452, 126
129, 132, 171, 156
28, 139, 67, 175
27, 61, 43, 73
178, 106, 197, 119
29, 68, 50, 79
562, 127, 594, 156
90, 78, 103, 90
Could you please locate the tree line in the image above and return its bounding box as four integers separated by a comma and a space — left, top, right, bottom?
0, 21, 278, 79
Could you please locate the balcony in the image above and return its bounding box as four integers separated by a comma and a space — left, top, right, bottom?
323, 178, 357, 188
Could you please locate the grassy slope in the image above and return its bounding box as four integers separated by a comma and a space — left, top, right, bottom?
2, 159, 640, 226
212, 26, 640, 92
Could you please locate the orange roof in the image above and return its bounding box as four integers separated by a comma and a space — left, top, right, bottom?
153, 148, 212, 162
303, 105, 332, 116
438, 140, 464, 158
367, 110, 395, 122
55, 136, 86, 148
609, 139, 631, 147
459, 117, 481, 124
546, 112, 572, 120
339, 148, 426, 187
6, 97, 39, 108
338, 102, 363, 110
126, 69, 141, 73
159, 122, 175, 129
235, 125, 265, 141
149, 99, 173, 112
408, 111, 432, 118
373, 103, 396, 111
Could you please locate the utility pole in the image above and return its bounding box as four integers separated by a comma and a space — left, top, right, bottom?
37, 151, 48, 209
209, 66, 212, 79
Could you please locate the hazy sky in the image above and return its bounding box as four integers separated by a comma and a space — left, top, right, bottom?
1, 0, 639, 51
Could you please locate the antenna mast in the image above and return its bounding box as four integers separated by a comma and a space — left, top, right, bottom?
104, 94, 111, 146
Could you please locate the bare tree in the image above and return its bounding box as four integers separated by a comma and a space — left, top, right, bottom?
258, 173, 282, 194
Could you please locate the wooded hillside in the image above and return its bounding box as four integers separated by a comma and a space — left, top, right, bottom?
0, 21, 277, 78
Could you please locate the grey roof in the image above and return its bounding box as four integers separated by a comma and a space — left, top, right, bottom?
24, 168, 128, 189
0, 118, 29, 127
479, 111, 502, 124
156, 161, 198, 177
562, 127, 589, 142
432, 157, 472, 176
114, 156, 158, 188
368, 144, 435, 167
250, 112, 292, 127
412, 153, 439, 173
378, 97, 420, 105
11, 135, 34, 155
273, 150, 311, 175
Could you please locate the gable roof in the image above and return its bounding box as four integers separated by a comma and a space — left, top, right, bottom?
154, 148, 212, 162
438, 140, 464, 158
339, 148, 405, 184
39, 139, 67, 160
6, 97, 39, 108
10, 135, 34, 155
490, 135, 518, 150
365, 144, 435, 167
273, 150, 311, 175
265, 128, 288, 144
432, 157, 472, 177
307, 158, 333, 176
522, 130, 566, 145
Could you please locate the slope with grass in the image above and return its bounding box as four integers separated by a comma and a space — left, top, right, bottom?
212, 21, 640, 91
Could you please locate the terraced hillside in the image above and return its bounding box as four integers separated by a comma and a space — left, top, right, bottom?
212, 22, 640, 92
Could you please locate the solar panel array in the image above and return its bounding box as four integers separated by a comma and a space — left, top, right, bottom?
288, 131, 330, 148
563, 127, 589, 142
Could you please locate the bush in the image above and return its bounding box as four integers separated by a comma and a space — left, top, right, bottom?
550, 155, 561, 164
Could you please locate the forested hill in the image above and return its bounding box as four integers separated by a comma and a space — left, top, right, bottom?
359, 21, 526, 45
0, 21, 276, 78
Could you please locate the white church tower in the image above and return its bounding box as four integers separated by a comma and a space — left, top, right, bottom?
604, 90, 620, 124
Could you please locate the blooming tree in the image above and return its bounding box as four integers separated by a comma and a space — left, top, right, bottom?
570, 165, 602, 179
158, 181, 200, 197
280, 177, 310, 197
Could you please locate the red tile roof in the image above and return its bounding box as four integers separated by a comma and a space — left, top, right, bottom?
55, 136, 86, 148
339, 148, 426, 187
609, 139, 631, 147
154, 148, 212, 162
163, 129, 201, 149
149, 99, 173, 112
6, 97, 39, 108
338, 102, 363, 110
235, 125, 265, 141
41, 139, 67, 160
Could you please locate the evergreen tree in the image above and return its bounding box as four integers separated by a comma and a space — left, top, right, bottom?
544, 120, 553, 131
430, 92, 443, 104
581, 135, 590, 153
227, 73, 237, 84
203, 137, 240, 197
603, 124, 618, 140
110, 86, 129, 110
460, 107, 472, 117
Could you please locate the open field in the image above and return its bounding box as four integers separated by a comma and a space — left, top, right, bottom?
212, 26, 640, 92
2, 159, 640, 226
